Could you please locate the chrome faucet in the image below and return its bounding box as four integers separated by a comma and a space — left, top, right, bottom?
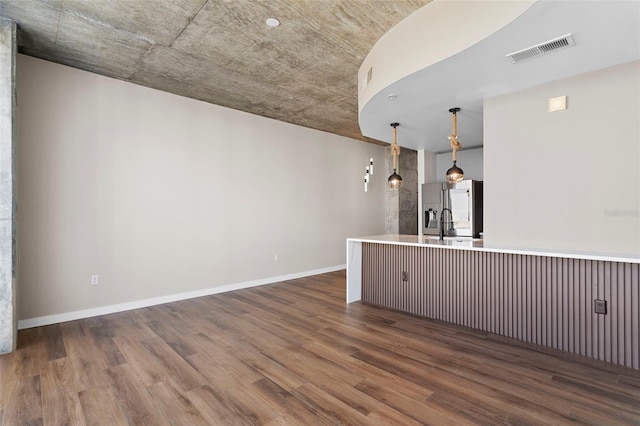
439, 208, 452, 241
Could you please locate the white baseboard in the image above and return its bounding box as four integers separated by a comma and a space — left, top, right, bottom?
18, 264, 346, 330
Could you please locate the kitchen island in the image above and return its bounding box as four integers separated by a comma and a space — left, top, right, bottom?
346, 234, 640, 369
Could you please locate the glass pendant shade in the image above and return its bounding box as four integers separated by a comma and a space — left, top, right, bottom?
446, 161, 464, 184
388, 170, 403, 189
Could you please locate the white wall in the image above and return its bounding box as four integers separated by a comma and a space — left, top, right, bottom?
484, 60, 639, 256
417, 149, 436, 234
418, 149, 437, 184
16, 55, 385, 321
435, 147, 483, 182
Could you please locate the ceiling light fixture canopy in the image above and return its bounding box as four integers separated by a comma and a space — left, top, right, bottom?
388, 122, 403, 189
446, 107, 464, 184
266, 17, 281, 27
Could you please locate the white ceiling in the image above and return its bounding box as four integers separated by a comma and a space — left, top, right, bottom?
358, 0, 640, 152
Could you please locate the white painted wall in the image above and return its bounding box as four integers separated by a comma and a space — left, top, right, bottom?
418, 149, 437, 184
417, 149, 436, 234
435, 147, 483, 183
484, 60, 639, 256
16, 55, 385, 321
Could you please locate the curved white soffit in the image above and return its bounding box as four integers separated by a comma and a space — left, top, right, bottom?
358, 0, 535, 114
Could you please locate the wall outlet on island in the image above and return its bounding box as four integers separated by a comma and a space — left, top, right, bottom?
91, 274, 99, 285
594, 299, 607, 315
402, 271, 408, 282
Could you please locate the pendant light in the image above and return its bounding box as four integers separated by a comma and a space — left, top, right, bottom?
446, 107, 464, 184
388, 123, 402, 189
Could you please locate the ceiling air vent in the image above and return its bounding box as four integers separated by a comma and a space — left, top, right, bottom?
506, 34, 575, 64
362, 66, 373, 89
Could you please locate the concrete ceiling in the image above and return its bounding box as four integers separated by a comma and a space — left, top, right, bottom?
0, 0, 430, 145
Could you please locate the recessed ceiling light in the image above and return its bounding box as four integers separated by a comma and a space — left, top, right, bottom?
266, 18, 280, 27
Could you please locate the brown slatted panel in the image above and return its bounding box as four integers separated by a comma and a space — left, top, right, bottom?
362, 242, 640, 369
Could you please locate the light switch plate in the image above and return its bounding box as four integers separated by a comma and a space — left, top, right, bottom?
548, 95, 567, 112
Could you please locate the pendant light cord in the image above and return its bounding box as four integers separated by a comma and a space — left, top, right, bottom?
391, 125, 401, 170
449, 110, 462, 162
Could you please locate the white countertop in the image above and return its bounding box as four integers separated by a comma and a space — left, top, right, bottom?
347, 234, 640, 264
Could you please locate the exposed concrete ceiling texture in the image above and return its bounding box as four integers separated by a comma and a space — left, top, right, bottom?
0, 0, 431, 145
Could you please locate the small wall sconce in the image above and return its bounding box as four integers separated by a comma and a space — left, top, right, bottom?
364, 157, 374, 192
364, 165, 370, 192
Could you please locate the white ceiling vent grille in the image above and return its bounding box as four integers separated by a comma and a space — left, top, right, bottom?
506, 34, 575, 64
362, 66, 373, 89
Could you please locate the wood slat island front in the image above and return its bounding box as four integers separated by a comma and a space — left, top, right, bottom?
346, 235, 640, 369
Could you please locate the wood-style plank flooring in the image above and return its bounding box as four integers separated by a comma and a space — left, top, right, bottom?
1, 270, 639, 425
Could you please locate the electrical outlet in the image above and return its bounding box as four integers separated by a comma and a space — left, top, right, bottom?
594, 299, 607, 315
402, 271, 408, 282
274, 254, 279, 262
91, 274, 99, 285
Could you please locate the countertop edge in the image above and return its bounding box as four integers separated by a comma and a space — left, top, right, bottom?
347, 235, 640, 264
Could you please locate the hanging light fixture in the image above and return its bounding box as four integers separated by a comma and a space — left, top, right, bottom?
446, 107, 464, 184
388, 123, 402, 189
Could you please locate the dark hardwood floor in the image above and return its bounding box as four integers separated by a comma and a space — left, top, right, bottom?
1, 270, 639, 425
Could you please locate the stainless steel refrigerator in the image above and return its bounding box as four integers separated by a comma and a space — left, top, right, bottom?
422, 180, 483, 238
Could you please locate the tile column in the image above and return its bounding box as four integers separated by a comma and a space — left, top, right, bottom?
0, 18, 17, 354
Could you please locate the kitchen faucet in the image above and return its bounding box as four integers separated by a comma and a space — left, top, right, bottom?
439, 208, 452, 241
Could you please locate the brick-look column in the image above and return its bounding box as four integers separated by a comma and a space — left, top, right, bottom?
0, 18, 17, 354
